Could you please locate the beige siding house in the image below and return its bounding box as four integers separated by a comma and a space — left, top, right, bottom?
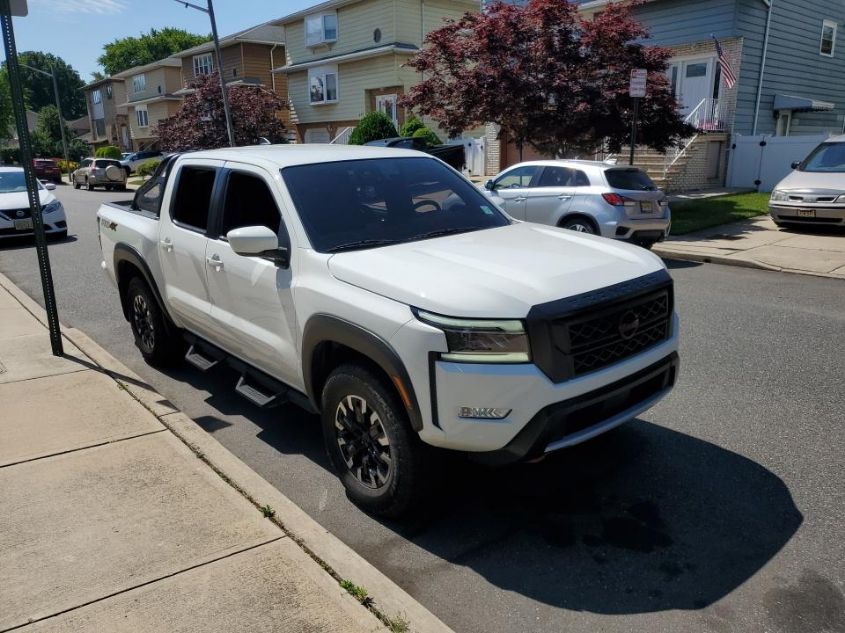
81, 77, 130, 151
274, 0, 480, 143
172, 23, 292, 132
113, 58, 183, 151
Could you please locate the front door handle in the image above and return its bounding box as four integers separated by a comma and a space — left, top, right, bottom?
513, 197, 527, 203
206, 254, 224, 271
159, 237, 173, 252
557, 195, 572, 201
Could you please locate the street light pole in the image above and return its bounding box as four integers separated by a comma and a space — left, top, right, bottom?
174, 0, 235, 147
20, 62, 71, 182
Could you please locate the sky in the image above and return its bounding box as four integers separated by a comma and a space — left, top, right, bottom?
10, 0, 318, 81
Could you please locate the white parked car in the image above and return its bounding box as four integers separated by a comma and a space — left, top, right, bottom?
97, 146, 680, 517
483, 160, 671, 248
769, 134, 845, 229
0, 167, 67, 241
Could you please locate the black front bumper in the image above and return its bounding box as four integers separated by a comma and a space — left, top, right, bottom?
472, 352, 679, 466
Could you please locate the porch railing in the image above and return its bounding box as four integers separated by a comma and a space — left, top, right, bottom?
684, 98, 730, 133
329, 127, 353, 145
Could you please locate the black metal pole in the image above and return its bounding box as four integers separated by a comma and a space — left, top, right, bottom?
1, 0, 63, 355
51, 66, 71, 183
629, 97, 640, 166
207, 0, 235, 147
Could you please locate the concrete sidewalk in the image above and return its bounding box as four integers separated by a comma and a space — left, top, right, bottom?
654, 215, 845, 280
0, 273, 450, 632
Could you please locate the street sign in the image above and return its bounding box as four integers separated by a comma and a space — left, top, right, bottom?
629, 68, 647, 98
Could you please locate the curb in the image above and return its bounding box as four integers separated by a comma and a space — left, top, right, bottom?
0, 271, 454, 633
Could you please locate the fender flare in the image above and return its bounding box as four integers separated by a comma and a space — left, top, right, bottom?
113, 243, 176, 331
301, 315, 423, 431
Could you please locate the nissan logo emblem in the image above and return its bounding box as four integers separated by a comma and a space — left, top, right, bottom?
618, 311, 640, 340
15, 210, 24, 218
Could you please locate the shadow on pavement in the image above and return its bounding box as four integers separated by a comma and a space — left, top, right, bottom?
662, 258, 702, 270
0, 234, 77, 250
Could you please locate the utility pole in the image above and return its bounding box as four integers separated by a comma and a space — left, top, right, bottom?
174, 0, 235, 147
21, 62, 71, 182
1, 0, 63, 356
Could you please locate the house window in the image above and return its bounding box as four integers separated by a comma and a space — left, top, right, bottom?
92, 89, 102, 104
132, 73, 146, 93
193, 53, 214, 76
821, 20, 837, 57
106, 85, 112, 99
136, 106, 149, 128
95, 119, 106, 137
305, 11, 338, 46
308, 66, 338, 104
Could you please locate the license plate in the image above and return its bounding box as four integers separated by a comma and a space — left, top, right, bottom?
14, 219, 33, 230
640, 201, 655, 213
797, 209, 816, 218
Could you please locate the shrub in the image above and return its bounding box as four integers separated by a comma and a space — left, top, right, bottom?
136, 159, 161, 178
348, 111, 398, 145
57, 159, 78, 172
95, 145, 122, 159
399, 116, 425, 138
0, 147, 21, 164
412, 126, 442, 148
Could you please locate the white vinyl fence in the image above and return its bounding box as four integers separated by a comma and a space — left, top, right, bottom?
727, 134, 829, 192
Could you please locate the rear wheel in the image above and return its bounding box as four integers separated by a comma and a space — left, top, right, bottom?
72, 176, 80, 190
321, 364, 429, 518
560, 216, 597, 234
125, 277, 184, 366
86, 178, 94, 191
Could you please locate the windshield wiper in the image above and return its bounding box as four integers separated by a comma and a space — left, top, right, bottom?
410, 226, 487, 241
326, 238, 401, 253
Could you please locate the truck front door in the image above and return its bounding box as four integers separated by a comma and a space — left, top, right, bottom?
158, 159, 223, 338
204, 165, 300, 389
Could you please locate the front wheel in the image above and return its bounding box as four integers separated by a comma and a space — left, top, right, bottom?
125, 277, 184, 366
560, 217, 597, 234
321, 364, 429, 517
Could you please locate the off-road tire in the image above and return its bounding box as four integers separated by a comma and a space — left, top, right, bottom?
125, 277, 184, 367
321, 364, 429, 518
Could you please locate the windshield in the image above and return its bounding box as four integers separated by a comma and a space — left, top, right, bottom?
605, 168, 657, 191
800, 142, 845, 173
282, 157, 510, 253
0, 171, 44, 193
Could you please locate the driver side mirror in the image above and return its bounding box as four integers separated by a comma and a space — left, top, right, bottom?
44, 181, 57, 191
484, 179, 495, 191
791, 160, 800, 170
227, 225, 289, 267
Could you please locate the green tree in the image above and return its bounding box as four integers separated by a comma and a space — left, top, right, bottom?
0, 70, 12, 143
348, 112, 398, 145
98, 28, 208, 75
31, 105, 88, 161
0, 51, 87, 120
95, 145, 122, 159
399, 116, 425, 138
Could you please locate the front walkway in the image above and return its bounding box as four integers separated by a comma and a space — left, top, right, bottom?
654, 216, 845, 280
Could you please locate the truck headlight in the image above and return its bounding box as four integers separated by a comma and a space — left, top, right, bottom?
42, 200, 62, 214
770, 190, 789, 202
415, 310, 531, 363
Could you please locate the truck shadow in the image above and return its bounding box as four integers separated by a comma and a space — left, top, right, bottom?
154, 362, 801, 615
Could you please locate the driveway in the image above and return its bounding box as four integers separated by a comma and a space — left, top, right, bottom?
654, 216, 845, 279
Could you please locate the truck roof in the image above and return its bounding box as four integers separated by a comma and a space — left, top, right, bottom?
183, 144, 430, 169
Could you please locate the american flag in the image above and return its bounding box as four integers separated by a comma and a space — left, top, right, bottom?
713, 36, 737, 89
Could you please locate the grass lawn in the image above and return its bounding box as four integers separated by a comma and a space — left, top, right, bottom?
670, 192, 771, 235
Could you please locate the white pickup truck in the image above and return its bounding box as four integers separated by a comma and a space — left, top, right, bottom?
97, 146, 679, 517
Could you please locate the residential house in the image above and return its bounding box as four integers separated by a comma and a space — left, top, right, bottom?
112, 57, 183, 151
81, 77, 129, 151
273, 0, 480, 143
172, 22, 292, 132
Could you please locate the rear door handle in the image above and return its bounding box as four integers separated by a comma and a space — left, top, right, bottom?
206, 254, 224, 271
557, 195, 572, 201
159, 237, 173, 252
514, 197, 527, 202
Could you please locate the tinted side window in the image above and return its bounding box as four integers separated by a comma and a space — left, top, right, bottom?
220, 172, 282, 237
171, 166, 216, 232
574, 170, 589, 187
81, 159, 92, 168
537, 167, 575, 187
494, 165, 538, 189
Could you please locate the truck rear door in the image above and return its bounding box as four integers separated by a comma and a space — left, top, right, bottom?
158, 158, 224, 338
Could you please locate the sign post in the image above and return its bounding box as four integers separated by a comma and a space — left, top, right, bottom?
0, 0, 63, 356
628, 68, 647, 166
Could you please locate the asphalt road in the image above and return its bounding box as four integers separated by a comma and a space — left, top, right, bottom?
2, 185, 844, 633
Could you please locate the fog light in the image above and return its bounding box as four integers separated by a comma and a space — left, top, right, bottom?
459, 407, 511, 420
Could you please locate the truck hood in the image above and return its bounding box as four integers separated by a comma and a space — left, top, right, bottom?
327, 223, 665, 318
0, 189, 55, 209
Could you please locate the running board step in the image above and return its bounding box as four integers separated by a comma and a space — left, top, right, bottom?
235, 375, 288, 408
185, 345, 219, 372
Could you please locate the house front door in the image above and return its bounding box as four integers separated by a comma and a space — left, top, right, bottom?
670, 57, 715, 117
375, 94, 398, 130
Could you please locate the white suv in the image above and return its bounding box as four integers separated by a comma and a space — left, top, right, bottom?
97, 147, 680, 517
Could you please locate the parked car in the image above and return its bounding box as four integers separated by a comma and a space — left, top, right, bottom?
96, 146, 679, 517
72, 157, 127, 191
483, 160, 671, 248
0, 167, 67, 240
120, 150, 163, 176
365, 137, 465, 171
33, 158, 62, 183
769, 134, 845, 229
